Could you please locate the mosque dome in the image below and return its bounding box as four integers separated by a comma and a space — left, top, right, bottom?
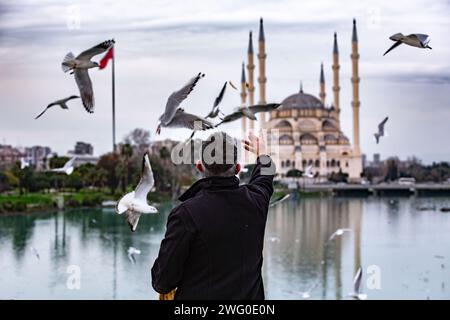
280, 84, 324, 110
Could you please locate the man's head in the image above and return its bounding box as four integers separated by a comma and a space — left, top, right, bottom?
196, 132, 240, 177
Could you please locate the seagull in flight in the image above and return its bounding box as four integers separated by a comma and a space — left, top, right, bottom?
216, 103, 280, 126
35, 95, 80, 119
383, 33, 432, 56
327, 228, 352, 243
347, 266, 367, 300
302, 164, 314, 178
20, 158, 30, 170
374, 116, 388, 144
116, 153, 158, 232
127, 247, 141, 264
156, 73, 213, 135
188, 81, 228, 140
50, 157, 76, 175
62, 39, 115, 113
269, 194, 290, 207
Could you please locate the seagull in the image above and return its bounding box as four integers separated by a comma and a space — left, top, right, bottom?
347, 266, 367, 300
116, 153, 158, 232
187, 81, 227, 140
228, 81, 238, 90
383, 33, 432, 56
61, 39, 115, 113
30, 246, 40, 260
50, 157, 76, 175
216, 103, 280, 126
34, 95, 80, 119
302, 164, 314, 178
269, 194, 290, 207
127, 247, 141, 264
327, 228, 352, 243
374, 116, 388, 144
20, 158, 30, 170
156, 73, 213, 135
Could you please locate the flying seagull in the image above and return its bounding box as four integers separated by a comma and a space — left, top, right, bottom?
62, 39, 115, 113
383, 33, 432, 56
188, 81, 228, 140
156, 73, 213, 135
216, 103, 280, 126
228, 81, 238, 90
269, 194, 290, 207
327, 228, 352, 243
347, 266, 367, 300
35, 95, 80, 119
30, 246, 40, 260
303, 164, 314, 178
50, 157, 76, 175
127, 247, 141, 264
20, 158, 30, 170
116, 153, 158, 232
374, 116, 388, 144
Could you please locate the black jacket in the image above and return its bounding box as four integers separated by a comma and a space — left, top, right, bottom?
151, 155, 275, 300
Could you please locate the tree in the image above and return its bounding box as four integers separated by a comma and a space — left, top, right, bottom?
97, 152, 121, 194
124, 128, 150, 155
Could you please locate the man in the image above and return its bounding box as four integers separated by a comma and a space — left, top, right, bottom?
151, 131, 275, 300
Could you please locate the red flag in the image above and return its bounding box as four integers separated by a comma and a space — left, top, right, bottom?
99, 46, 114, 70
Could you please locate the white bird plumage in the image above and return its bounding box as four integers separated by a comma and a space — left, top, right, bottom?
61, 39, 115, 113
50, 157, 76, 175
383, 33, 432, 56
347, 266, 367, 300
116, 153, 158, 232
20, 158, 30, 170
156, 73, 213, 135
269, 194, 290, 207
30, 246, 40, 260
303, 164, 314, 178
327, 228, 352, 243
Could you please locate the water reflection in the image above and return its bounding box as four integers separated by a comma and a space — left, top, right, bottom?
0, 197, 449, 299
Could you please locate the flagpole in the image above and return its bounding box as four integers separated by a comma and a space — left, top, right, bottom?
112, 45, 116, 153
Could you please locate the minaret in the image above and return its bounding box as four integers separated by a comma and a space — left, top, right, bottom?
351, 19, 361, 155
247, 31, 255, 131
332, 32, 340, 122
257, 17, 267, 128
319, 62, 326, 105
240, 62, 247, 138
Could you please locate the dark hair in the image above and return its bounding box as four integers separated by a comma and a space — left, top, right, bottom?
201, 132, 238, 176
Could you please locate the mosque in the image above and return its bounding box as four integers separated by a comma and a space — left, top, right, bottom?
240, 18, 363, 182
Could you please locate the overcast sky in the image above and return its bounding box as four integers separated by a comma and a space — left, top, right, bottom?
0, 0, 449, 163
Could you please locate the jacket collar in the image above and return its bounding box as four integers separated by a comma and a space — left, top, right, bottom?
178, 175, 240, 202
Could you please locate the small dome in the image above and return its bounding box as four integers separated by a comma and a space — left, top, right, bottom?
280, 90, 324, 110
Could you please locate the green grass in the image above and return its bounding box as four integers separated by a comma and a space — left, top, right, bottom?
0, 193, 54, 213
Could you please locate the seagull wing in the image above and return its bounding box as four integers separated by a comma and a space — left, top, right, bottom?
248, 103, 281, 114
353, 267, 363, 294
215, 109, 244, 126
125, 209, 141, 232
74, 69, 94, 113
169, 110, 214, 130
378, 117, 388, 134
269, 194, 290, 207
63, 95, 80, 103
383, 41, 402, 56
134, 153, 154, 202
35, 103, 57, 119
160, 73, 204, 125
63, 157, 76, 169
76, 39, 115, 61
212, 81, 227, 110
305, 164, 313, 173
411, 34, 430, 46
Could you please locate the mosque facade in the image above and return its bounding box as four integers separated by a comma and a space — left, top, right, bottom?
240, 19, 363, 182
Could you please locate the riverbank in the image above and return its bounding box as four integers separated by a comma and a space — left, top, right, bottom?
0, 191, 171, 214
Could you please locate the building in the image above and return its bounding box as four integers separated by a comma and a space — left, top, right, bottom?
0, 145, 23, 169
24, 145, 52, 170
69, 142, 94, 156
240, 19, 363, 182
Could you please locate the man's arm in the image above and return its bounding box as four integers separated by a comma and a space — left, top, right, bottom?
151, 205, 195, 294
243, 133, 276, 203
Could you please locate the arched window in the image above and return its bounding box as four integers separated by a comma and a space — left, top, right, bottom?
279, 134, 294, 145
281, 161, 285, 168
324, 134, 337, 145
308, 159, 313, 166
322, 120, 337, 131
326, 160, 330, 167
337, 160, 341, 167
315, 159, 320, 167
302, 159, 307, 167
286, 160, 291, 167
346, 161, 349, 167
298, 119, 316, 132
300, 133, 318, 145
331, 159, 336, 167
292, 161, 295, 167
